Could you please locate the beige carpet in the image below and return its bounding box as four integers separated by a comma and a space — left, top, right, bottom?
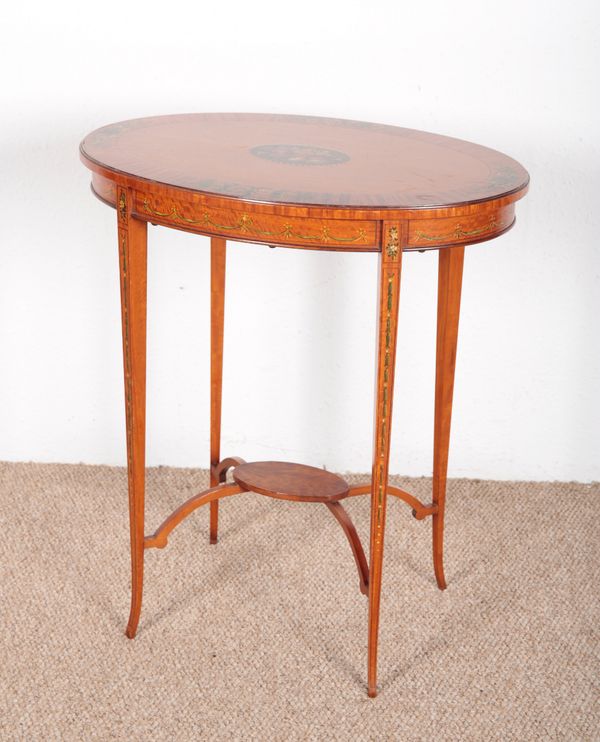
0, 462, 598, 741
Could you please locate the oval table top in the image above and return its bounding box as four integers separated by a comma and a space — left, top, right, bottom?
80, 113, 529, 251
80, 113, 529, 212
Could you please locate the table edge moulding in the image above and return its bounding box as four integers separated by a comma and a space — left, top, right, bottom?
79, 112, 529, 699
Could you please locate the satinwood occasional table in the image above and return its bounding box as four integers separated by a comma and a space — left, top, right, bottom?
80, 113, 529, 697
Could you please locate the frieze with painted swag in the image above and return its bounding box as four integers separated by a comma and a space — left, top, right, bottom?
140, 196, 376, 247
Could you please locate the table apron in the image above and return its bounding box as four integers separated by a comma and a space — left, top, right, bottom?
407, 206, 515, 249
90, 174, 516, 251
135, 191, 380, 250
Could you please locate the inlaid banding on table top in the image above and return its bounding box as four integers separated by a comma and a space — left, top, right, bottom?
408, 205, 515, 247
136, 194, 379, 248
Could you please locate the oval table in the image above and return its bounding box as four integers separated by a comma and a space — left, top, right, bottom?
80, 113, 529, 697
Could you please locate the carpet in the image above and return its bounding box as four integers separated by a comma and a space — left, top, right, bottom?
1, 462, 598, 740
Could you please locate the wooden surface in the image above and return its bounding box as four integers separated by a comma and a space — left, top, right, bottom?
145, 483, 243, 550
325, 502, 370, 596
81, 113, 529, 698
81, 113, 528, 210
432, 246, 465, 590
116, 189, 148, 640
81, 113, 528, 252
233, 461, 349, 502
209, 237, 226, 544
367, 222, 404, 697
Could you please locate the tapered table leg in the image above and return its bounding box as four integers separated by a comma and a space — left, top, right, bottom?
209, 237, 226, 543
117, 188, 148, 639
367, 223, 404, 698
432, 246, 465, 590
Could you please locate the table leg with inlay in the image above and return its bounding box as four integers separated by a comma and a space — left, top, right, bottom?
367, 222, 404, 697
117, 187, 148, 640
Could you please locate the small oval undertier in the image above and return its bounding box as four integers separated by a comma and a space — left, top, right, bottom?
232, 461, 349, 502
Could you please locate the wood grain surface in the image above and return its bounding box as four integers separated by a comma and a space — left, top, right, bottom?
81, 113, 528, 210
232, 461, 349, 502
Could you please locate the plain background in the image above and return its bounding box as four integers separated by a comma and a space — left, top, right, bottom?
0, 0, 598, 482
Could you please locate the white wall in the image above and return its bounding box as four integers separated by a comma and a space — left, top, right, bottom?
0, 0, 598, 482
